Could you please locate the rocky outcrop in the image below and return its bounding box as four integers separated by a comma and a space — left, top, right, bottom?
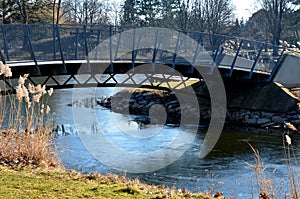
97, 88, 300, 131
104, 89, 205, 125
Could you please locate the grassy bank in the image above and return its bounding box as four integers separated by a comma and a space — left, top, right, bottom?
0, 166, 215, 199
0, 64, 218, 198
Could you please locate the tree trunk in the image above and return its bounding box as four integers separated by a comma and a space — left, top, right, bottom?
56, 0, 62, 24
17, 0, 29, 50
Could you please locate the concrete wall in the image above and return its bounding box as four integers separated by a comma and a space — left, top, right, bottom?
274, 55, 300, 87
227, 82, 299, 113
216, 54, 255, 69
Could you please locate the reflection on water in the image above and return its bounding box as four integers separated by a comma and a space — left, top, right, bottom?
50, 88, 299, 198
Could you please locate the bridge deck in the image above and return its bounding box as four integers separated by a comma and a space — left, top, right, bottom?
6, 59, 269, 75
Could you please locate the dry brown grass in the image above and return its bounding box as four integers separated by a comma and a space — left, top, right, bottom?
248, 138, 300, 199
0, 128, 58, 168
247, 143, 275, 199
0, 63, 58, 168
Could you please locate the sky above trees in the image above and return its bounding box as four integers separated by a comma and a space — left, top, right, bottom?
231, 0, 260, 19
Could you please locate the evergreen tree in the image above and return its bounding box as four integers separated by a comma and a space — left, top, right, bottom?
121, 0, 138, 25
0, 0, 53, 24
136, 0, 160, 26
159, 0, 182, 28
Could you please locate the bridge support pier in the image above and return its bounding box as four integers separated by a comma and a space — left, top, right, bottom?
224, 81, 298, 113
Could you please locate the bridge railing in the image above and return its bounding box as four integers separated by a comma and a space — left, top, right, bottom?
0, 24, 296, 80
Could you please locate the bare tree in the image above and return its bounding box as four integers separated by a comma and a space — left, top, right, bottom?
52, 0, 62, 24
246, 9, 270, 42
56, 0, 62, 24
17, 0, 28, 24
61, 0, 111, 24
203, 0, 234, 34
176, 0, 191, 30
258, 0, 292, 55
190, 0, 206, 32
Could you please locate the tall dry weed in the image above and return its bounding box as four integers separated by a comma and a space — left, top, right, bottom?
0, 62, 57, 168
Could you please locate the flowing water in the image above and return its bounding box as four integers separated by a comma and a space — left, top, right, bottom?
48, 88, 300, 198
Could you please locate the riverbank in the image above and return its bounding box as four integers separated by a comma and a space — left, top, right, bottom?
0, 165, 216, 199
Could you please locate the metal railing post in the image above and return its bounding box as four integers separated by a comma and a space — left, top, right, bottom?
228, 40, 244, 77
213, 36, 224, 62
24, 24, 40, 75
152, 29, 159, 71
56, 24, 67, 73
267, 48, 286, 82
172, 31, 181, 70
109, 26, 113, 72
131, 28, 136, 69
53, 24, 57, 60
191, 33, 203, 74
1, 24, 9, 61
83, 25, 89, 57
75, 28, 79, 59
114, 31, 121, 61
94, 30, 101, 60
0, 46, 6, 64
132, 31, 142, 69
83, 24, 91, 73
247, 43, 264, 79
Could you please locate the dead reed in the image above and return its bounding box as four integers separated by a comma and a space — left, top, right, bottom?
0, 62, 58, 168
248, 133, 300, 199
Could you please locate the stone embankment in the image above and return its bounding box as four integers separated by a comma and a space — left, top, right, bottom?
96, 88, 300, 131
227, 109, 300, 130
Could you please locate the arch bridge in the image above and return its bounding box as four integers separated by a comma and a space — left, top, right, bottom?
0, 24, 293, 91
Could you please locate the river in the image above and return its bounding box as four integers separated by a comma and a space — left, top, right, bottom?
47, 87, 300, 198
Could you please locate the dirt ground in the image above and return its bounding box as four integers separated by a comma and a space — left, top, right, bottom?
290, 88, 300, 99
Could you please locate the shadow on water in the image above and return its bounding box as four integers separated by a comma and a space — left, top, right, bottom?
50, 88, 300, 198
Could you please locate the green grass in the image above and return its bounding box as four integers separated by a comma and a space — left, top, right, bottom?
0, 166, 214, 199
